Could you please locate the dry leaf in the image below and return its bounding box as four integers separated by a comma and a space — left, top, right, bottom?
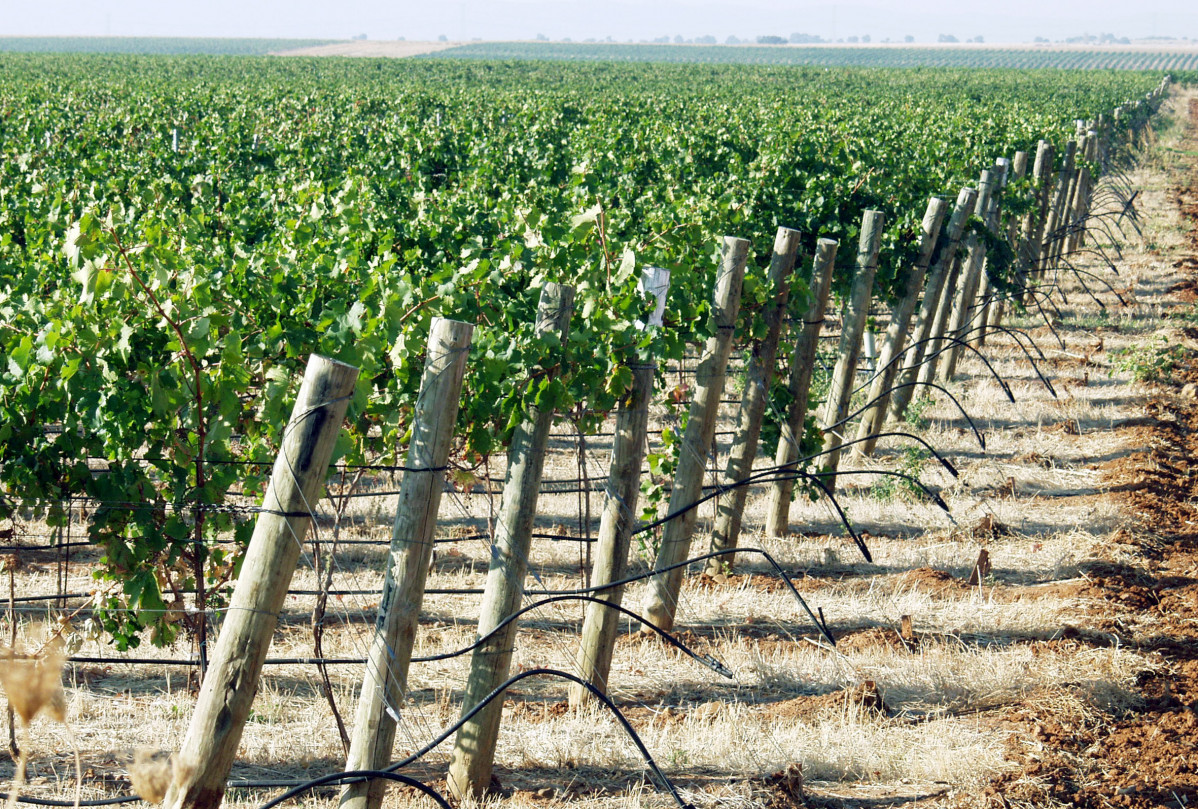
0, 643, 67, 725
128, 749, 174, 804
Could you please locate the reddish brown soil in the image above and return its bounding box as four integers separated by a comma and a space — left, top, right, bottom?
971, 96, 1198, 809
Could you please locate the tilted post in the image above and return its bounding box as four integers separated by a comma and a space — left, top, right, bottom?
340, 318, 474, 809
640, 237, 751, 632
983, 150, 1029, 338
1040, 139, 1078, 282
166, 355, 358, 809
938, 169, 997, 380
817, 210, 885, 488
895, 188, 978, 420
1019, 141, 1055, 304
446, 284, 576, 801
568, 268, 671, 708
1066, 131, 1099, 255
972, 157, 1011, 348
853, 197, 948, 456
704, 226, 802, 574
764, 238, 838, 537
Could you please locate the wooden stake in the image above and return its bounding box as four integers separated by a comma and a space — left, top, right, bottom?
888, 188, 977, 423
1020, 140, 1055, 302
640, 237, 750, 632
1041, 140, 1078, 280
983, 150, 1030, 338
972, 157, 1011, 349
764, 239, 838, 537
446, 284, 575, 801
853, 197, 948, 456
937, 169, 997, 381
340, 318, 474, 809
165, 355, 358, 809
817, 210, 885, 487
704, 227, 802, 574
568, 268, 671, 708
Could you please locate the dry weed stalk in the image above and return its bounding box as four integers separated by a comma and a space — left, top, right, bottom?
128, 749, 177, 804
0, 632, 79, 809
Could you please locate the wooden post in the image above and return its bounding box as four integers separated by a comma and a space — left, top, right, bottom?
339, 319, 474, 809
1041, 140, 1078, 280
1020, 140, 1055, 304
817, 210, 885, 487
899, 188, 979, 418
1057, 135, 1088, 263
568, 268, 671, 709
445, 284, 575, 802
764, 238, 838, 537
1007, 151, 1030, 247
983, 151, 1029, 339
972, 157, 1011, 349
853, 197, 948, 457
938, 169, 997, 381
165, 355, 358, 809
1065, 163, 1092, 257
640, 237, 750, 632
704, 227, 802, 574
1066, 131, 1099, 255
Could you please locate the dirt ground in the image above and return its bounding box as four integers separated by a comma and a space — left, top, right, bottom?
964, 93, 1198, 809
5, 91, 1198, 809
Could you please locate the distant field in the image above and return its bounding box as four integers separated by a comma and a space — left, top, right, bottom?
272, 40, 460, 57
432, 41, 1198, 70
0, 37, 342, 55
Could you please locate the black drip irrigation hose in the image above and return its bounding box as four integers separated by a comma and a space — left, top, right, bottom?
858, 332, 1015, 403
412, 594, 733, 676
254, 771, 452, 809
0, 796, 136, 807
823, 379, 986, 450
64, 594, 735, 676
952, 324, 1057, 399
1059, 256, 1128, 306
914, 337, 1016, 403
5, 666, 687, 809
374, 668, 696, 809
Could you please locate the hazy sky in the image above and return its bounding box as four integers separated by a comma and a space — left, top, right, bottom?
3, 0, 1196, 44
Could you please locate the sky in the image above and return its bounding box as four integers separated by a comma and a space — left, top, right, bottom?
2, 0, 1196, 44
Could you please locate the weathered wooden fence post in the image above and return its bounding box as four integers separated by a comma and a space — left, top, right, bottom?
640, 237, 751, 632
165, 355, 358, 809
937, 169, 997, 381
704, 226, 802, 574
971, 157, 1012, 349
1066, 131, 1099, 256
888, 188, 977, 423
1041, 139, 1078, 284
817, 210, 885, 488
764, 238, 838, 537
445, 284, 576, 801
568, 268, 671, 709
339, 318, 474, 809
1020, 140, 1056, 304
981, 150, 1029, 340
853, 197, 948, 456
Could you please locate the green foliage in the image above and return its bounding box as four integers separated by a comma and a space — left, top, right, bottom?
868, 447, 931, 502
0, 53, 1160, 646
1109, 338, 1191, 382
904, 394, 936, 431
